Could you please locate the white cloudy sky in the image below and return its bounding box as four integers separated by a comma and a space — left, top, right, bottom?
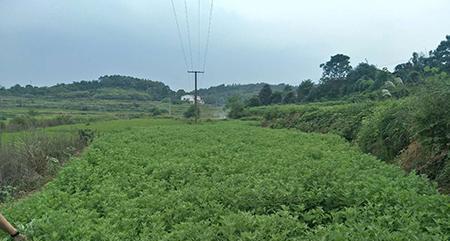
0, 0, 449, 90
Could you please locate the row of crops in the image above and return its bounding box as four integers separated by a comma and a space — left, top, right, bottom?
2, 120, 449, 240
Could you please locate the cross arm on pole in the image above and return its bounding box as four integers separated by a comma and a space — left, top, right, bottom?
187, 70, 205, 123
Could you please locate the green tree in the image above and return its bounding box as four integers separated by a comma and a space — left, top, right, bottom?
320, 54, 352, 80
258, 84, 272, 106
246, 95, 260, 107
225, 95, 246, 119
283, 91, 296, 104
297, 80, 314, 102
319, 54, 352, 98
432, 35, 450, 72
270, 92, 283, 104
183, 105, 200, 119
371, 68, 395, 90
345, 63, 379, 93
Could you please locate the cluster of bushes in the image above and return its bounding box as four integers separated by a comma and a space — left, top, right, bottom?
92, 88, 153, 100
243, 78, 449, 193
255, 102, 375, 141
0, 129, 94, 202
1, 115, 76, 132
183, 105, 200, 119
357, 81, 449, 193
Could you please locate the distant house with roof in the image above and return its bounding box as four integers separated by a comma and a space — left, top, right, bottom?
181, 95, 205, 104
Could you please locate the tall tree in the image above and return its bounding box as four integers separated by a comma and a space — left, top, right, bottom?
345, 63, 380, 94
270, 92, 283, 104
320, 54, 352, 80
258, 84, 272, 106
282, 91, 296, 104
319, 54, 352, 98
246, 95, 260, 107
225, 95, 245, 119
297, 80, 314, 102
432, 35, 450, 72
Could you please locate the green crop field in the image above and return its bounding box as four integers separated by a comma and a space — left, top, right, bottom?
0, 96, 225, 123
1, 119, 448, 241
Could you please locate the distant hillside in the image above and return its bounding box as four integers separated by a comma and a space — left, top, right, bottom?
195, 83, 291, 105
0, 75, 175, 101
1, 78, 293, 106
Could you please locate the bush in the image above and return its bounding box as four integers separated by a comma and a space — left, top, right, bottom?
254, 102, 374, 141
357, 100, 414, 161
8, 115, 35, 130
247, 93, 450, 193
149, 107, 168, 117
78, 129, 95, 146
184, 105, 200, 119
226, 95, 247, 119
0, 131, 88, 202
409, 84, 449, 192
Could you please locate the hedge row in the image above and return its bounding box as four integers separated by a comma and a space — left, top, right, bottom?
245, 85, 449, 193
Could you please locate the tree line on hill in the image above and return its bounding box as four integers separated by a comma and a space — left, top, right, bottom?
0, 75, 175, 101
229, 35, 450, 109
195, 83, 290, 106
1, 36, 448, 107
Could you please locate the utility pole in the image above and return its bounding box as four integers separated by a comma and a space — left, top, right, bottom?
188, 70, 204, 123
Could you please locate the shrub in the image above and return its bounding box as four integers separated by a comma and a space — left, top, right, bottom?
226, 96, 246, 119
409, 84, 450, 192
357, 100, 414, 161
0, 131, 88, 202
184, 105, 200, 119
253, 102, 374, 141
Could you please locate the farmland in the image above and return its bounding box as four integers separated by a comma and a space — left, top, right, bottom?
1, 120, 449, 240
0, 95, 225, 123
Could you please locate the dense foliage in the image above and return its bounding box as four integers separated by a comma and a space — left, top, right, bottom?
2, 120, 449, 240
0, 75, 174, 101
196, 83, 290, 106
244, 76, 450, 192
252, 102, 375, 141
0, 130, 91, 202
241, 35, 449, 107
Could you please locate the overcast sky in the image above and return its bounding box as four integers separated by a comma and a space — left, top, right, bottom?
1, 0, 449, 90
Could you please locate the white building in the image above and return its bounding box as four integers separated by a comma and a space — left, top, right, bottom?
181, 95, 205, 104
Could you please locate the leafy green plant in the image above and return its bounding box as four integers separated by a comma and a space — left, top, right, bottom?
1, 120, 448, 240
357, 100, 414, 161
183, 105, 200, 119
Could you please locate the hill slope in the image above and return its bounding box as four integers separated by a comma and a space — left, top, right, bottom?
1, 75, 175, 101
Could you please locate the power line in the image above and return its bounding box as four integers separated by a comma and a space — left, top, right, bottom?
170, 0, 189, 70
170, 0, 215, 72
202, 0, 214, 71
184, 0, 194, 69
198, 0, 201, 69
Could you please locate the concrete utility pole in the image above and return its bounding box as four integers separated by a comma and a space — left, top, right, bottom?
187, 70, 204, 123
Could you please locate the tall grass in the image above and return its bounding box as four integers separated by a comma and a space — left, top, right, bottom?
0, 130, 92, 202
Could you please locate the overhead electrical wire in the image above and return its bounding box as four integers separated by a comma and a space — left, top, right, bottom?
198, 0, 201, 70
184, 0, 194, 70
170, 0, 215, 72
170, 0, 189, 71
202, 0, 214, 72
